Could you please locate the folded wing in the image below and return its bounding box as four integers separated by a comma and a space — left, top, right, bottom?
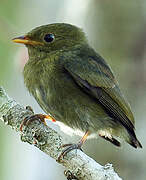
64, 50, 135, 135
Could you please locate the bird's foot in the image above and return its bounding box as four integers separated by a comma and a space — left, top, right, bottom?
57, 142, 83, 162
20, 113, 56, 131
57, 131, 89, 162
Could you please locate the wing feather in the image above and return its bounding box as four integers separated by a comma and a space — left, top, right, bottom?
64, 49, 135, 133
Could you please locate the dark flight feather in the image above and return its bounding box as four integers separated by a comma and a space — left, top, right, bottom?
99, 134, 121, 147
64, 47, 142, 148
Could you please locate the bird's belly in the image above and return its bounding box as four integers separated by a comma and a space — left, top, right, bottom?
33, 82, 113, 136
56, 121, 98, 139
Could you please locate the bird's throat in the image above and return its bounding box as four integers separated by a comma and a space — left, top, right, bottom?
27, 46, 48, 60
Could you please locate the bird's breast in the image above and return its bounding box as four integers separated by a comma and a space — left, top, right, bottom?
23, 59, 109, 133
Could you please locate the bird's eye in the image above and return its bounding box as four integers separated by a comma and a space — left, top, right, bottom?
44, 34, 55, 43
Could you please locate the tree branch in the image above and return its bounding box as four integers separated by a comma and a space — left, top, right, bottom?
0, 87, 122, 180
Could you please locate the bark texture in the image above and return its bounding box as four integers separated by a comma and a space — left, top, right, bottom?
0, 87, 122, 180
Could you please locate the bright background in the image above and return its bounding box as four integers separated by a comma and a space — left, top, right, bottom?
0, 0, 146, 180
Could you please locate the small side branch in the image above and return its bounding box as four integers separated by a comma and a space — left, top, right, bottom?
0, 87, 122, 180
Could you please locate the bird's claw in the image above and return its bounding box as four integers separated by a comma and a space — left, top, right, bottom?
57, 142, 83, 162
64, 170, 79, 180
20, 114, 47, 131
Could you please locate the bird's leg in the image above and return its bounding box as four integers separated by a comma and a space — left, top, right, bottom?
20, 109, 56, 131
57, 130, 89, 162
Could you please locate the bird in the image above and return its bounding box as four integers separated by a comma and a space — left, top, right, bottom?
12, 23, 142, 159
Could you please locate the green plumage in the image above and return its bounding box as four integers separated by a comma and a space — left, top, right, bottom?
18, 23, 142, 148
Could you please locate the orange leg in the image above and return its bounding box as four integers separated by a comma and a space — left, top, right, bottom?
58, 130, 89, 162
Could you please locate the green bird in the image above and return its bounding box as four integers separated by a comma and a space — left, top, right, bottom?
12, 23, 142, 158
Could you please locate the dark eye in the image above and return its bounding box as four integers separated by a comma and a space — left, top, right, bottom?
44, 34, 55, 43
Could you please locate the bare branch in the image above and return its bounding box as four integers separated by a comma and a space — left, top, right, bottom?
0, 87, 122, 180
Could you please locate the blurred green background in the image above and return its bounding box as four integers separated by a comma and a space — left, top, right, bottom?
0, 0, 145, 179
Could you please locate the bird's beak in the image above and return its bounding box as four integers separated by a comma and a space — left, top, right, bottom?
12, 36, 43, 45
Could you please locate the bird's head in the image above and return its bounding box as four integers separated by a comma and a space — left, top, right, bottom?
12, 23, 87, 54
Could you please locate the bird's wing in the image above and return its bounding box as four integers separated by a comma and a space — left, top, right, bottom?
64, 52, 135, 133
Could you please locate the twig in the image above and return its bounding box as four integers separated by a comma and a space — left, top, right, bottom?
0, 87, 122, 180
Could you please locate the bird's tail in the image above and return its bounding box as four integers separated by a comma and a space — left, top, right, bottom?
127, 133, 142, 148
99, 135, 121, 147
99, 129, 142, 148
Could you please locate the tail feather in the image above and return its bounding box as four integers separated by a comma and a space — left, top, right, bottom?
126, 128, 142, 148
128, 135, 142, 148
99, 134, 121, 147
99, 130, 142, 148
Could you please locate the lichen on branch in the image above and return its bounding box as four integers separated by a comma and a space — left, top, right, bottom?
0, 87, 122, 180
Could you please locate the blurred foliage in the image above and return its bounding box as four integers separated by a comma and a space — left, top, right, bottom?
0, 0, 20, 85
0, 0, 146, 180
